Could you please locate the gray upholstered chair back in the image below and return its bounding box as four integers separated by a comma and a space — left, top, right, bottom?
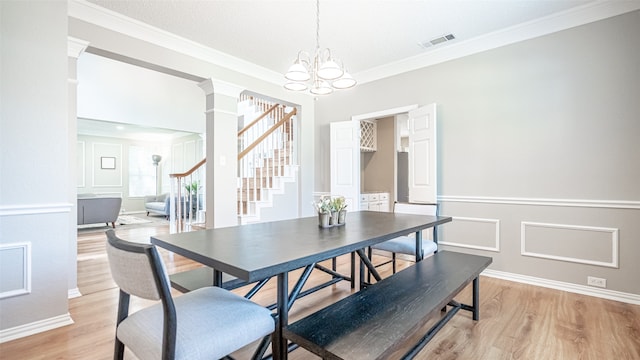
393, 202, 437, 216
105, 230, 166, 301
393, 202, 439, 241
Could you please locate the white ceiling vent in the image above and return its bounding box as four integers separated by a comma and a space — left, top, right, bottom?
418, 34, 456, 49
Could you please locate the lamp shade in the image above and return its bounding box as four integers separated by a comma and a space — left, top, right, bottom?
284, 81, 308, 92
310, 80, 333, 95
332, 71, 357, 89
317, 59, 343, 80
285, 63, 311, 82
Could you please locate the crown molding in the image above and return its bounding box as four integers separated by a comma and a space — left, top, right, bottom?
355, 1, 640, 84
68, 0, 283, 84
68, 36, 89, 58
69, 0, 640, 88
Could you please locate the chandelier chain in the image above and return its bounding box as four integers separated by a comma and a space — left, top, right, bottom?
315, 0, 320, 51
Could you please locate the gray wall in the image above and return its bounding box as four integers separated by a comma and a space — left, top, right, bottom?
76, 134, 203, 214
315, 11, 640, 296
1, 2, 72, 330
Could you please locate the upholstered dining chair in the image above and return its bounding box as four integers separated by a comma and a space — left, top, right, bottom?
105, 230, 275, 360
365, 202, 439, 285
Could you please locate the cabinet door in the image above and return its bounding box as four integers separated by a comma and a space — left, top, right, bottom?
369, 202, 381, 211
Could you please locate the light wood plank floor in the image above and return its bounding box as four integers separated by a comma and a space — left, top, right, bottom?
1, 220, 639, 359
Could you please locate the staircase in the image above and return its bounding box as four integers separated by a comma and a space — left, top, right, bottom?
237, 94, 298, 224
167, 94, 298, 233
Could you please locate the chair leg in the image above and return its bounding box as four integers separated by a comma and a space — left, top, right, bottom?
366, 247, 373, 284
392, 253, 397, 274
114, 290, 129, 360
350, 252, 355, 289
114, 338, 125, 360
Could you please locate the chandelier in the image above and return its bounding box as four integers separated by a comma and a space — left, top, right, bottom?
284, 0, 356, 95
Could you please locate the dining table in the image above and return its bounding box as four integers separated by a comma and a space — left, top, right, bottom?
151, 210, 452, 360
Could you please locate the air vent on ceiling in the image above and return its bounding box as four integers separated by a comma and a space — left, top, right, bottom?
418, 34, 456, 49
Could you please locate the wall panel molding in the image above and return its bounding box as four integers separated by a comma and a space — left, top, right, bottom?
91, 142, 123, 187
0, 203, 72, 216
0, 243, 31, 299
439, 195, 640, 210
439, 216, 500, 252
77, 141, 85, 188
521, 221, 619, 268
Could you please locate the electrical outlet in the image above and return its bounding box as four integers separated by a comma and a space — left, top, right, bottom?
587, 276, 607, 288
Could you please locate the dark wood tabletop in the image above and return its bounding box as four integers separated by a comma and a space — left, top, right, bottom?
151, 210, 452, 282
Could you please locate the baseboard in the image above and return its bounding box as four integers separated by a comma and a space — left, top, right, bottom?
482, 269, 640, 305
0, 313, 74, 343
68, 288, 82, 299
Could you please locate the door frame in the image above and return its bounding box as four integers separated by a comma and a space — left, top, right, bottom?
351, 104, 419, 207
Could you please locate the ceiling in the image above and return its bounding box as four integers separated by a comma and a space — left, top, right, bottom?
83, 0, 602, 82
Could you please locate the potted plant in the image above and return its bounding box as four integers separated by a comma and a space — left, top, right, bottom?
314, 195, 332, 228
332, 196, 348, 224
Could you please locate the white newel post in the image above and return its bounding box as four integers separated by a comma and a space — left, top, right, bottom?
198, 79, 243, 229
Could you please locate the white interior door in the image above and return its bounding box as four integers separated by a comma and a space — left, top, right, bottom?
408, 103, 437, 204
330, 121, 359, 210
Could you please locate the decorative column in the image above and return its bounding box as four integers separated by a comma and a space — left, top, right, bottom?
68, 36, 89, 298
198, 79, 243, 229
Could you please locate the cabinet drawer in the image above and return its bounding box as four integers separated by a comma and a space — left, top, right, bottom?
369, 193, 380, 201
379, 193, 389, 200
360, 194, 370, 202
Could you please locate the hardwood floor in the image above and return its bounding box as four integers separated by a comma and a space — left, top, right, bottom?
1, 220, 639, 359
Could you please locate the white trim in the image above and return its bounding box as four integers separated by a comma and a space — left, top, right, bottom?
0, 313, 74, 343
521, 221, 619, 268
0, 243, 31, 299
0, 203, 72, 216
68, 0, 282, 84
212, 108, 237, 116
68, 0, 640, 88
68, 288, 82, 299
482, 269, 640, 306
352, 104, 419, 122
67, 36, 89, 58
439, 216, 500, 252
212, 79, 244, 98
439, 195, 640, 210
77, 141, 85, 188
357, 1, 640, 84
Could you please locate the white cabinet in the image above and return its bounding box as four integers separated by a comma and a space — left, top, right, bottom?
361, 192, 389, 212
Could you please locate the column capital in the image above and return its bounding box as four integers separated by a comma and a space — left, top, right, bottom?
68, 37, 90, 59
198, 79, 244, 98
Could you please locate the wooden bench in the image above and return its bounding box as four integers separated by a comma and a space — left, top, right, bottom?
283, 251, 493, 360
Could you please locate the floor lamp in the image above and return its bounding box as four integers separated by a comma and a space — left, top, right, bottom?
152, 154, 162, 195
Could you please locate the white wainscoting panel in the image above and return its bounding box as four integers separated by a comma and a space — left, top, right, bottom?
439, 216, 500, 252
77, 141, 85, 188
0, 243, 31, 299
521, 221, 619, 268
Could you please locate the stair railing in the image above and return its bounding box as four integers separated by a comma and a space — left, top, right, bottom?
237, 98, 297, 218
169, 158, 205, 233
